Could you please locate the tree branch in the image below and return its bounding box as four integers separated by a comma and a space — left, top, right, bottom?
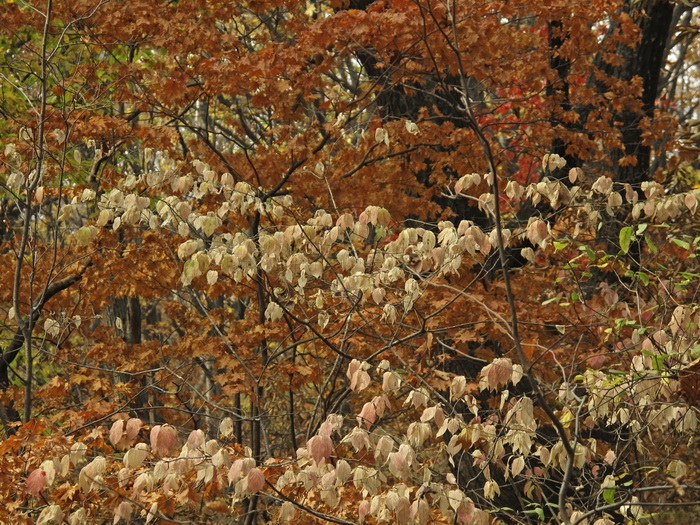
1, 262, 92, 411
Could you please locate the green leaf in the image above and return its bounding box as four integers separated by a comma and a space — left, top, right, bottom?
691, 344, 700, 358
542, 297, 561, 305
619, 226, 633, 254
616, 473, 634, 487
584, 246, 597, 262
603, 487, 616, 505
522, 507, 545, 521
637, 272, 649, 286
651, 355, 667, 372
672, 238, 691, 250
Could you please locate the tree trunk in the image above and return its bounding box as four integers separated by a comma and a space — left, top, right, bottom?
595, 0, 675, 185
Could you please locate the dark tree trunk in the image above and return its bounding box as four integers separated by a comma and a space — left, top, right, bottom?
547, 20, 584, 173
595, 0, 675, 186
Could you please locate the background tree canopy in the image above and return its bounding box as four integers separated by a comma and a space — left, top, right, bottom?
1, 1, 699, 523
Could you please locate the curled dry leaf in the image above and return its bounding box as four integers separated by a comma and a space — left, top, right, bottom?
526, 219, 549, 249
405, 120, 420, 135
336, 459, 352, 484
118, 467, 130, 488
123, 443, 149, 469
374, 127, 389, 145
480, 358, 514, 391
212, 448, 231, 468
344, 427, 371, 452
569, 167, 583, 183
542, 153, 566, 172
44, 318, 61, 338
450, 376, 467, 400
40, 459, 56, 486
205, 439, 220, 456
347, 359, 371, 392
411, 498, 431, 525
145, 503, 159, 525
407, 422, 431, 447
79, 456, 107, 492
279, 500, 296, 521
483, 480, 501, 500
34, 186, 45, 203
321, 470, 336, 490
265, 302, 284, 322
219, 417, 234, 437
228, 459, 243, 485
69, 442, 87, 466
68, 508, 87, 525
510, 456, 525, 477
382, 371, 400, 393
375, 435, 394, 462
37, 505, 64, 525
133, 472, 154, 496
592, 175, 613, 195
520, 246, 536, 264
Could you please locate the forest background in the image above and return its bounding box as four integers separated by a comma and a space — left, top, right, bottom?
1, 0, 700, 524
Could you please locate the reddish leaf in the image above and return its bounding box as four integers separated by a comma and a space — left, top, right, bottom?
155, 425, 178, 456
358, 401, 377, 429
125, 418, 143, 442
26, 468, 47, 497
109, 420, 125, 449
307, 435, 333, 464
245, 468, 265, 493
114, 501, 132, 524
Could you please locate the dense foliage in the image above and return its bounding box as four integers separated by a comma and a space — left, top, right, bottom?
1, 0, 699, 524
